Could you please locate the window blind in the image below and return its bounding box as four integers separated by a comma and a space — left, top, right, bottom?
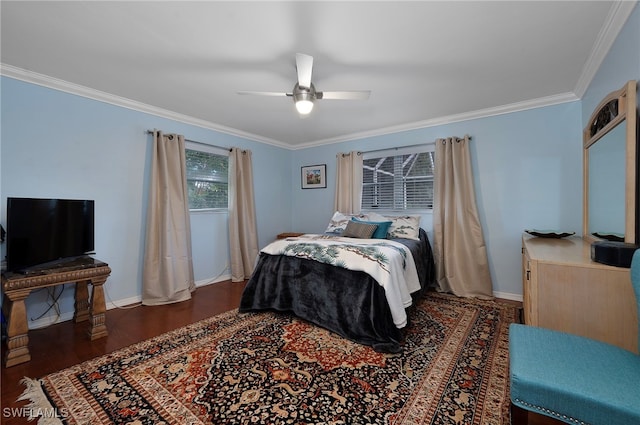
185, 148, 229, 210
362, 150, 435, 210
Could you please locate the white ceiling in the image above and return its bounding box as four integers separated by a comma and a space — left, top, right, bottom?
1, 1, 636, 148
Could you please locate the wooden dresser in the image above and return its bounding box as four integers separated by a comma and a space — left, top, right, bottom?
522, 233, 638, 353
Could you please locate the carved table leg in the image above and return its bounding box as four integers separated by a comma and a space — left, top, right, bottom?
4, 289, 32, 367
74, 280, 90, 323
88, 275, 108, 340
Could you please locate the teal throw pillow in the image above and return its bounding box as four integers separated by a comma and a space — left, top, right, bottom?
352, 217, 392, 239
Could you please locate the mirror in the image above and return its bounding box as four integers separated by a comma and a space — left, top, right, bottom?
583, 80, 637, 244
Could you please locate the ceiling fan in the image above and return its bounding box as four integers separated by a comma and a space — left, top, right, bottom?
238, 53, 371, 115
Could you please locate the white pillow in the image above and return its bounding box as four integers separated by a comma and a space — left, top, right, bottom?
325, 211, 367, 234
365, 212, 388, 222
384, 215, 421, 240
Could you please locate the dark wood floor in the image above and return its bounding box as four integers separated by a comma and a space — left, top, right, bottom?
1, 280, 247, 424
1, 281, 557, 425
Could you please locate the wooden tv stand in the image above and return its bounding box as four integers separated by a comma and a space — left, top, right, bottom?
1, 257, 111, 367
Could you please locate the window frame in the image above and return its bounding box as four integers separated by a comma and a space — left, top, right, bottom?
185, 141, 230, 212
361, 143, 436, 213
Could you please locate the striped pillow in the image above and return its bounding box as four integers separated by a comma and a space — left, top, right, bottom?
341, 220, 378, 239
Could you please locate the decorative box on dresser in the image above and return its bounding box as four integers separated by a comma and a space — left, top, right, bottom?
522, 233, 638, 353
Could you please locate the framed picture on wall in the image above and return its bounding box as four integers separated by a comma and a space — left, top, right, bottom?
301, 164, 327, 189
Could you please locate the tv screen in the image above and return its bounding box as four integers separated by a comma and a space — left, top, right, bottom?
6, 197, 95, 272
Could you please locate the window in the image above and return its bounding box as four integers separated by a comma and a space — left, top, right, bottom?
185, 144, 229, 210
361, 145, 435, 210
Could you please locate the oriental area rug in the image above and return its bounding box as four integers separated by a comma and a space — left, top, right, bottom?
18, 293, 517, 425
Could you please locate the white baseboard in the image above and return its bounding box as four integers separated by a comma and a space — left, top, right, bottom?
105, 294, 143, 310
27, 276, 233, 330
27, 295, 143, 330
195, 274, 232, 287
27, 311, 76, 330
493, 291, 523, 302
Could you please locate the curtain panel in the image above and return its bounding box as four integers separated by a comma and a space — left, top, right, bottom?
142, 131, 195, 305
432, 136, 493, 299
228, 148, 259, 282
334, 151, 363, 214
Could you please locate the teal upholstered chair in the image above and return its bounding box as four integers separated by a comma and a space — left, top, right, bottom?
509, 249, 640, 425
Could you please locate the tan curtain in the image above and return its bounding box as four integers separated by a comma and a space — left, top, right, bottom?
142, 131, 195, 305
228, 148, 259, 282
433, 136, 493, 299
334, 151, 363, 214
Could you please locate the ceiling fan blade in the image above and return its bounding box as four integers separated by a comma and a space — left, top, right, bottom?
317, 90, 371, 100
296, 53, 313, 89
237, 91, 290, 97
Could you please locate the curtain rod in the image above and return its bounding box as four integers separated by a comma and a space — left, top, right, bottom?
360, 135, 472, 155
146, 130, 232, 152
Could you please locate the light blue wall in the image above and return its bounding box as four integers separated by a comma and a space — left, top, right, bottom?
291, 102, 583, 298
582, 4, 639, 123
0, 77, 293, 326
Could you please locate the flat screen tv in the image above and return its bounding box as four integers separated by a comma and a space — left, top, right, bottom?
6, 197, 95, 272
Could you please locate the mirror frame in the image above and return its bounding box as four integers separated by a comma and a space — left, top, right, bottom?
583, 80, 637, 244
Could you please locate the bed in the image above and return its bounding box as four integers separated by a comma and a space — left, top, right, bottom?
239, 212, 436, 353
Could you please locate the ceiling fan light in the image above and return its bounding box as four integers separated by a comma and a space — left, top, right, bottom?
296, 99, 314, 115
293, 82, 315, 115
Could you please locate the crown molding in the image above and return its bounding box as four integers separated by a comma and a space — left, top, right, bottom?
0, 63, 289, 150
573, 0, 638, 98
0, 63, 582, 151
293, 92, 579, 150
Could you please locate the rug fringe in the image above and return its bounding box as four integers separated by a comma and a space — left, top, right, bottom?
16, 377, 64, 425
